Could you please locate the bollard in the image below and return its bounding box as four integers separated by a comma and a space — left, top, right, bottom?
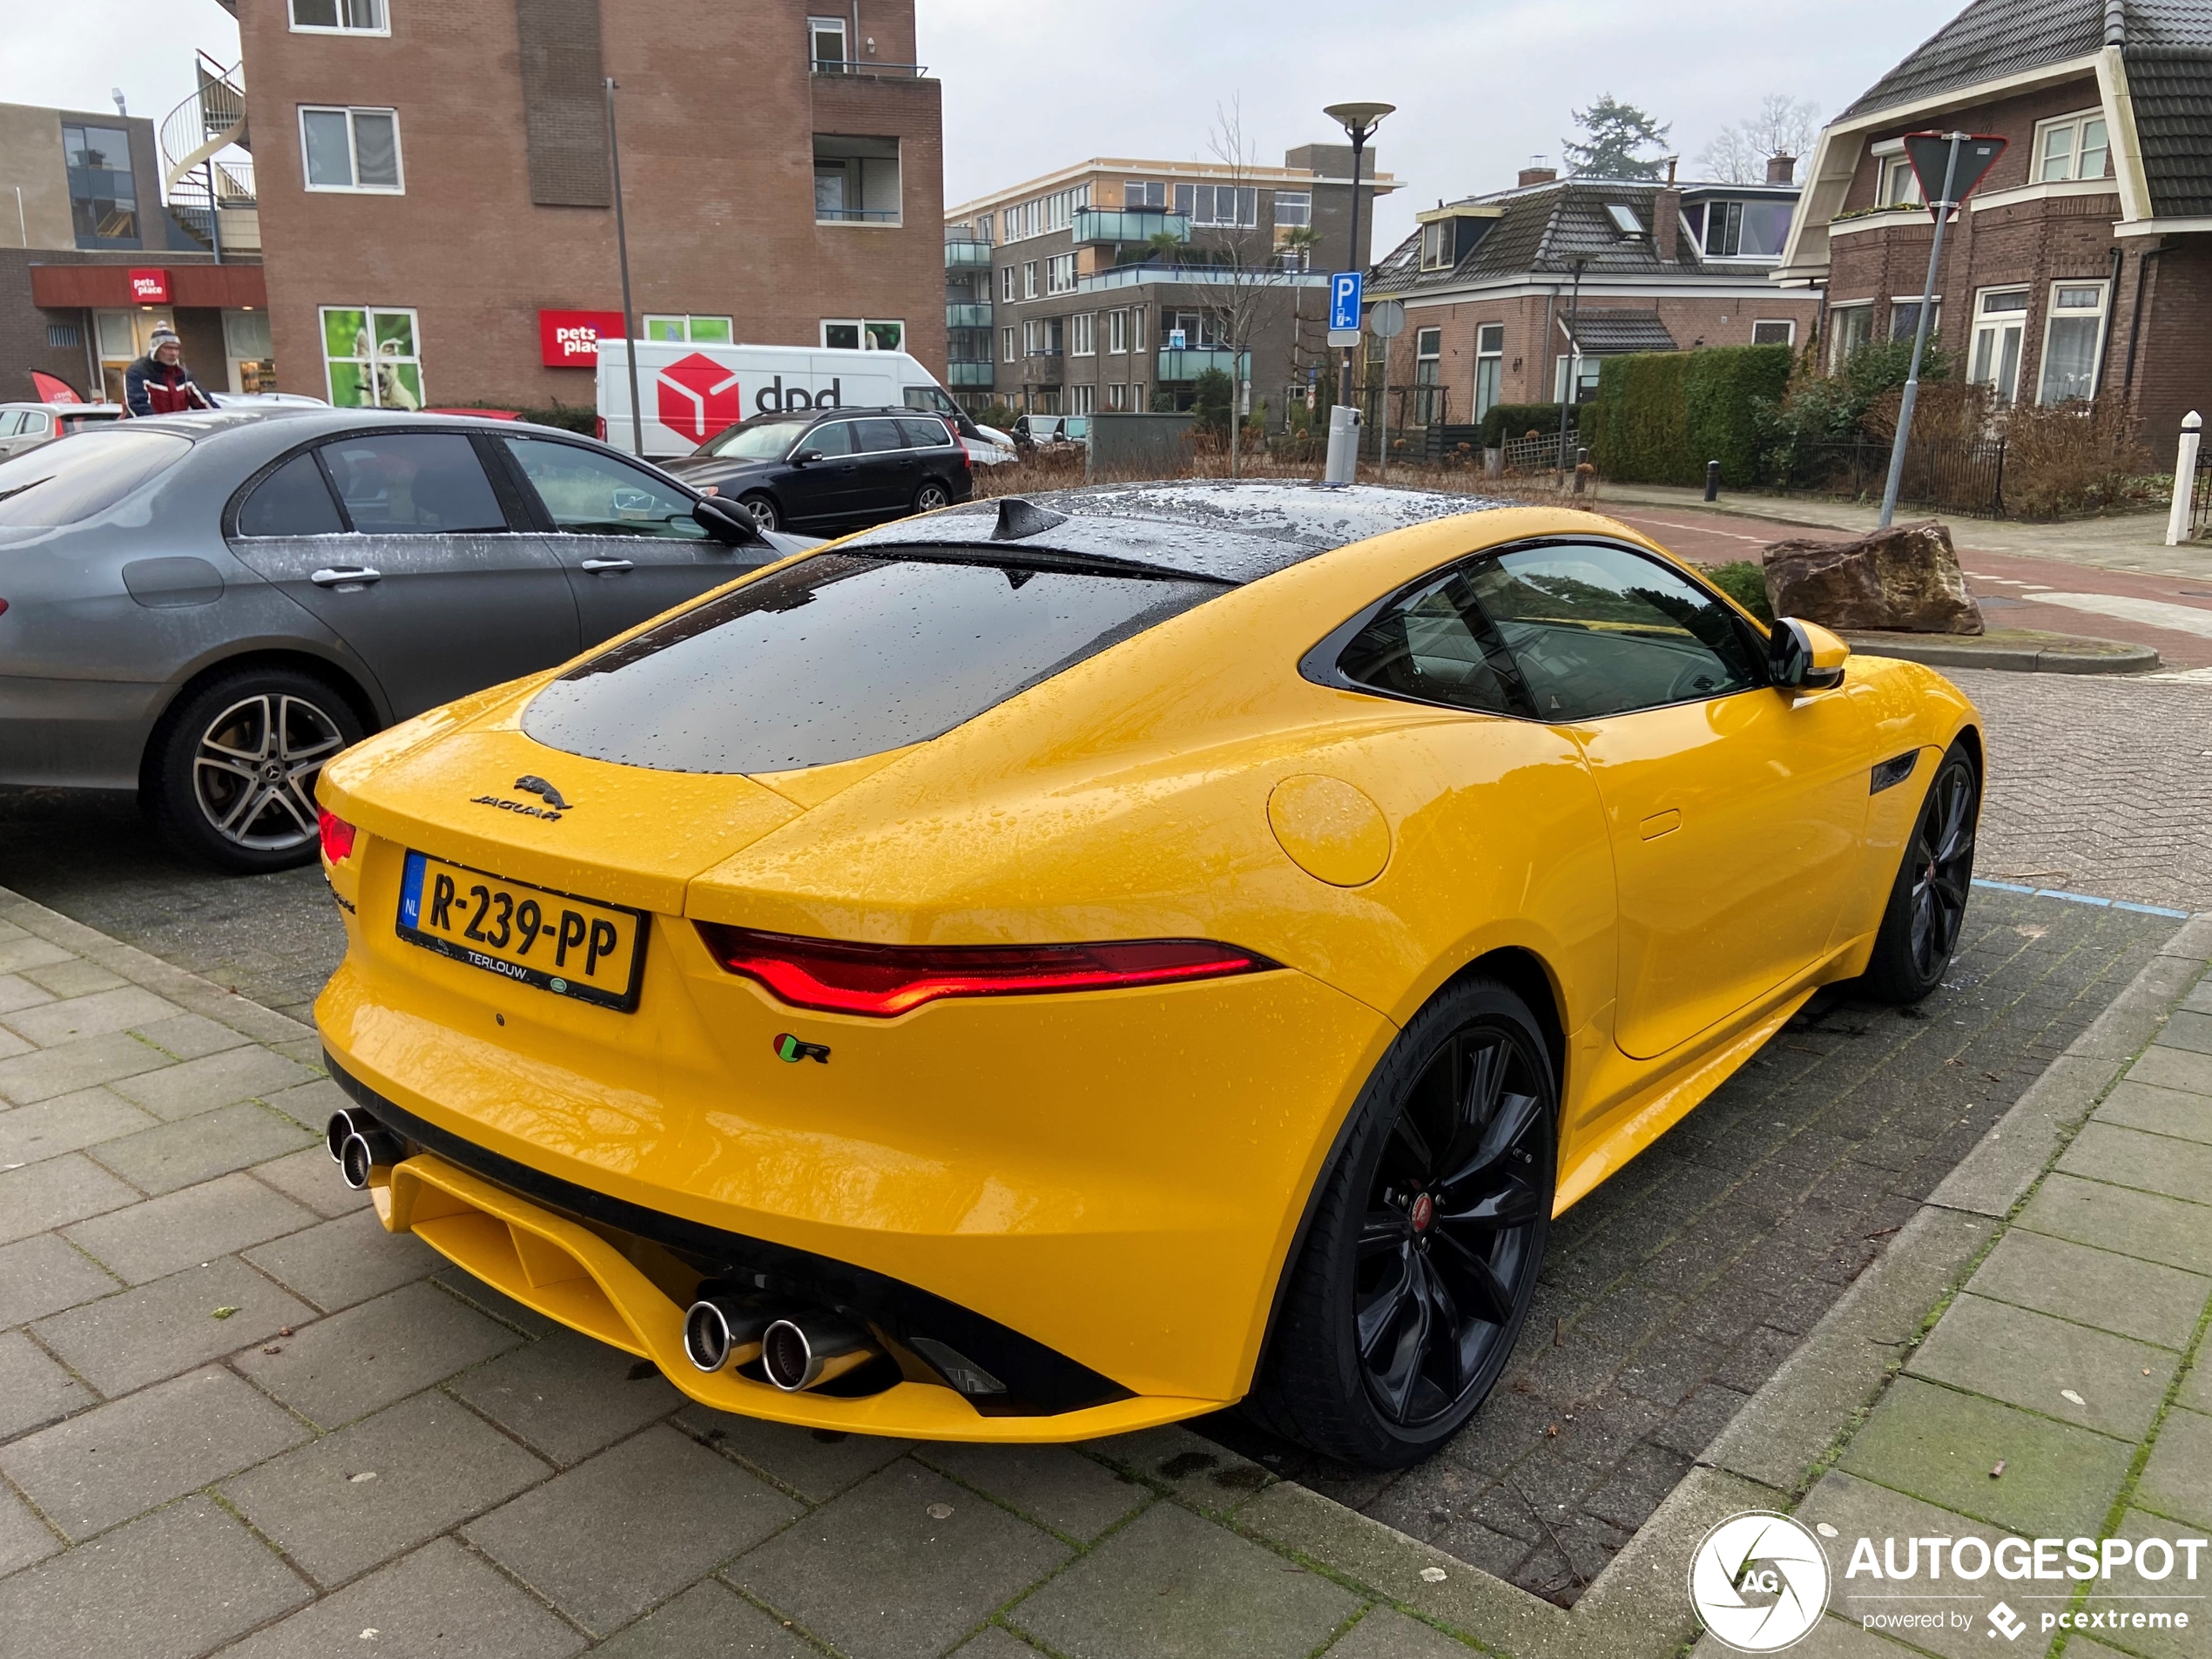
1704, 460, 1721, 502
1573, 446, 1589, 496
1323, 404, 1362, 487
2168, 411, 2202, 546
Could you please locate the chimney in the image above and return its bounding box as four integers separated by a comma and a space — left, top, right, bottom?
1766, 153, 1797, 185
1654, 185, 1680, 261
1518, 165, 1558, 189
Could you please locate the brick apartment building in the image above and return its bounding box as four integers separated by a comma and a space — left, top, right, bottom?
1776, 0, 2212, 444
942, 145, 1399, 419
219, 0, 945, 410
1363, 165, 1820, 433
0, 94, 266, 404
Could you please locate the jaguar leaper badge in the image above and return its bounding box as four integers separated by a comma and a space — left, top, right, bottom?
773, 1033, 831, 1064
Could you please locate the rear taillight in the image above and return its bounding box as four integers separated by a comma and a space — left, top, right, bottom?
697, 924, 1278, 1017
596, 416, 608, 440
318, 809, 356, 863
0, 599, 9, 617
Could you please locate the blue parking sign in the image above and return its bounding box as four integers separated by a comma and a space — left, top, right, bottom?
1329, 271, 1363, 333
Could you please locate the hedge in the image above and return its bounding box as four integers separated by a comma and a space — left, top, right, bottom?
1479, 401, 1572, 448
1585, 344, 1792, 486
445, 398, 598, 435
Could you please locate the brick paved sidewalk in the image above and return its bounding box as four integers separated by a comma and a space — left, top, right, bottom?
3, 881, 2209, 1659
1716, 933, 2212, 1658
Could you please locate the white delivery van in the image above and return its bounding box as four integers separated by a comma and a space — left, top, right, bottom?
597, 340, 970, 460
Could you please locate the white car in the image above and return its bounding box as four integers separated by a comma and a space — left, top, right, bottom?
0, 401, 125, 459
967, 422, 1019, 465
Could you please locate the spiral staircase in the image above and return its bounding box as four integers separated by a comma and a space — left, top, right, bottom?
159, 52, 258, 259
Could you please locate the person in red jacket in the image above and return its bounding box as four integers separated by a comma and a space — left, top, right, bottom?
124, 327, 218, 416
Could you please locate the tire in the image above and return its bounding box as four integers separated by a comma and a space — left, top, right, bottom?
738, 492, 779, 533
147, 665, 364, 873
1854, 741, 1980, 1005
1252, 975, 1557, 1468
913, 480, 951, 513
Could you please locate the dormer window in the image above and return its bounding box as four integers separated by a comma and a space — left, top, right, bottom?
1420, 219, 1453, 270
1691, 199, 1793, 259
1604, 204, 1644, 237
1416, 207, 1497, 273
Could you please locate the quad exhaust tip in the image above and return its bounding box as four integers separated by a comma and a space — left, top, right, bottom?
761, 1312, 877, 1392
682, 1295, 779, 1374
325, 1109, 361, 1163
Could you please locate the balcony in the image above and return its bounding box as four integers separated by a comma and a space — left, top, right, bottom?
1079, 262, 1328, 293
1157, 348, 1248, 382
946, 302, 992, 329
1073, 208, 1189, 246
812, 57, 930, 78
945, 238, 992, 269
1021, 354, 1065, 385
947, 361, 995, 388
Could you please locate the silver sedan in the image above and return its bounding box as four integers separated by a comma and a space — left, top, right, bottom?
0, 408, 801, 871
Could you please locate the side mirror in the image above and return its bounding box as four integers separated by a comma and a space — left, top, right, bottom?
1769, 617, 1849, 691
789, 448, 824, 466
691, 495, 768, 547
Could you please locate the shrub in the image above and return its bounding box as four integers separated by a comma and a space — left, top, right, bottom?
1993, 399, 2151, 520
448, 398, 597, 434
1587, 345, 1792, 485
1479, 402, 1570, 448
1704, 560, 1775, 623
978, 401, 1020, 430
1190, 368, 1233, 435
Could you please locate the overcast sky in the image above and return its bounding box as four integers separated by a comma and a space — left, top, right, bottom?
7, 0, 1949, 251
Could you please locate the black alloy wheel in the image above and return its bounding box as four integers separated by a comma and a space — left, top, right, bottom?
1857, 741, 1980, 1004
914, 480, 951, 513
738, 492, 779, 533
147, 664, 365, 873
1253, 976, 1556, 1467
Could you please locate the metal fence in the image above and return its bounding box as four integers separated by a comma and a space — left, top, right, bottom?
1359, 384, 1453, 460
1758, 436, 2008, 518
2193, 442, 2212, 540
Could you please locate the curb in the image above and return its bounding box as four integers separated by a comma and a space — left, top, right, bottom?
1843, 631, 2161, 675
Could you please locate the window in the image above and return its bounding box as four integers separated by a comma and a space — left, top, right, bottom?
1125, 180, 1166, 209
1968, 287, 2030, 403
318, 434, 507, 534
975, 212, 994, 242
1022, 317, 1063, 356
0, 430, 191, 529
505, 437, 710, 539
1046, 254, 1076, 295
644, 315, 733, 344
523, 552, 1228, 773
1108, 309, 1128, 354
290, 0, 387, 30
1827, 302, 1875, 369
1752, 320, 1796, 347
1420, 219, 1453, 272
1072, 313, 1096, 356
320, 306, 421, 408
2035, 111, 2111, 183
1413, 327, 1442, 424
1604, 203, 1645, 236
225, 308, 275, 395
819, 320, 904, 351
1880, 154, 1923, 206
2038, 282, 2108, 403
237, 452, 345, 537
813, 135, 900, 223
1071, 383, 1096, 415
806, 14, 848, 71
1129, 308, 1146, 353
1272, 191, 1311, 227
1129, 381, 1147, 410
300, 106, 402, 192
1106, 382, 1128, 411
1337, 565, 1524, 716
1173, 184, 1258, 228
1000, 185, 1090, 242
1886, 300, 1938, 342
1476, 545, 1761, 720
1698, 199, 1792, 259
61, 123, 138, 246
1474, 323, 1504, 422
1002, 326, 1017, 362
1022, 262, 1039, 300
1001, 265, 1015, 302
1554, 354, 1600, 403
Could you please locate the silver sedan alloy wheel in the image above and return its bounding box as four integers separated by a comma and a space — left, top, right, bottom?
191, 692, 346, 852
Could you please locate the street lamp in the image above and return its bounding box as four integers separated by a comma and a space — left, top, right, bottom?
1322, 101, 1394, 458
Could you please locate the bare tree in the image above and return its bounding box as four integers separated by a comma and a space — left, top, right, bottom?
1204, 97, 1304, 477
1696, 94, 1821, 183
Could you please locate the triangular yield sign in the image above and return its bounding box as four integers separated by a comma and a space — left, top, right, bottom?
1904, 132, 2007, 213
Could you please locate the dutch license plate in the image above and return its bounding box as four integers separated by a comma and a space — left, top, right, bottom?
396, 850, 645, 1011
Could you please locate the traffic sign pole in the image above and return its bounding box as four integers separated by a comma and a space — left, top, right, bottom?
1878, 131, 2006, 529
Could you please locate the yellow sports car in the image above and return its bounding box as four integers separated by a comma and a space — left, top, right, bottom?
313, 484, 1980, 1468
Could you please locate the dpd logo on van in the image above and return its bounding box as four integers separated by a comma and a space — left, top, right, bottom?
656, 352, 744, 443
1689, 1512, 1831, 1652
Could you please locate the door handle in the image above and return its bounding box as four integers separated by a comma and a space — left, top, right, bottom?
309, 567, 381, 587
580, 558, 635, 574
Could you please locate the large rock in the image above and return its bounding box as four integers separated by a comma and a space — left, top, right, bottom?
1761, 520, 1986, 635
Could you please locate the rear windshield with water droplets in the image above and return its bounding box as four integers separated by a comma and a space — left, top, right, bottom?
520, 550, 1226, 773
